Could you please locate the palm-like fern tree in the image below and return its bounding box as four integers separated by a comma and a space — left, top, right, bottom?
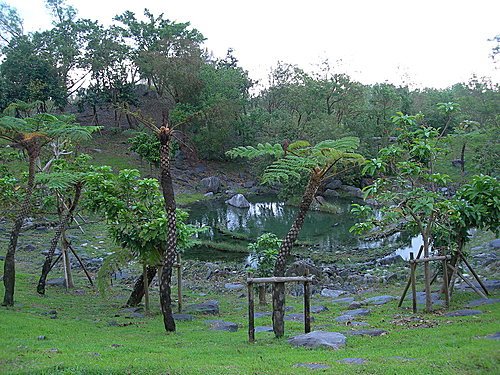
0, 112, 98, 306
227, 137, 364, 337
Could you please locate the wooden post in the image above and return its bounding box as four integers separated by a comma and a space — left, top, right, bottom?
303, 269, 311, 334
398, 245, 424, 307
447, 263, 487, 298
458, 252, 489, 296
68, 244, 94, 286
247, 275, 255, 343
177, 253, 182, 313
410, 252, 417, 313
143, 263, 150, 314
442, 259, 450, 308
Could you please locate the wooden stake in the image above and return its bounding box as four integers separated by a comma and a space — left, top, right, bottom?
458, 252, 489, 296
143, 263, 150, 314
303, 269, 311, 334
442, 259, 450, 307
177, 253, 182, 313
410, 252, 417, 313
68, 244, 94, 286
247, 276, 255, 343
447, 263, 487, 298
398, 245, 423, 307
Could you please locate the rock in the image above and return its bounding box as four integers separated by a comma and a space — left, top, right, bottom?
347, 329, 388, 337
466, 298, 500, 307
332, 297, 355, 304
294, 363, 331, 369
362, 295, 396, 305
311, 305, 328, 313
346, 321, 369, 327
286, 259, 323, 282
407, 292, 443, 305
194, 165, 207, 174
335, 309, 371, 322
377, 254, 405, 266
172, 314, 194, 321
108, 320, 119, 327
21, 244, 36, 252
489, 239, 500, 249
321, 288, 346, 298
288, 331, 346, 350
255, 326, 273, 333
224, 283, 244, 291
254, 312, 272, 318
484, 332, 500, 340
225, 194, 250, 208
38, 336, 47, 340
384, 273, 398, 283
337, 358, 367, 365
323, 189, 340, 198
205, 320, 238, 332
444, 309, 483, 317
340, 185, 363, 198
284, 313, 315, 322
46, 278, 67, 287
324, 179, 342, 190
457, 279, 500, 291
204, 192, 214, 197
185, 300, 219, 315
200, 176, 221, 193
348, 302, 362, 309
243, 181, 256, 188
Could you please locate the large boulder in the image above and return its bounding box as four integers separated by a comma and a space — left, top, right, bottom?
286, 259, 323, 283
340, 185, 364, 198
185, 300, 219, 315
200, 176, 222, 193
225, 194, 250, 208
288, 331, 346, 350
324, 179, 342, 190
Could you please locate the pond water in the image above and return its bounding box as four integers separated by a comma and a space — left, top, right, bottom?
185, 195, 421, 261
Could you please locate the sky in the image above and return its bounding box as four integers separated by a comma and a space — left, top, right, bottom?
8, 0, 500, 89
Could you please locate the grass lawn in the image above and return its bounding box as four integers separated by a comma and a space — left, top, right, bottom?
0, 257, 499, 375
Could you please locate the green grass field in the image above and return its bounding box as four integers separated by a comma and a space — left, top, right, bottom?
1, 256, 498, 375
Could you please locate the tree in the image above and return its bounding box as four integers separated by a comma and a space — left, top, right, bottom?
227, 137, 363, 337
0, 109, 98, 306
0, 1, 23, 48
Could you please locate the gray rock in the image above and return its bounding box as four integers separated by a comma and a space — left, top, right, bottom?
466, 298, 500, 307
194, 165, 207, 174
225, 194, 250, 208
294, 363, 331, 370
323, 189, 340, 198
362, 295, 396, 305
377, 254, 405, 266
444, 309, 483, 317
346, 321, 369, 327
255, 326, 273, 332
347, 329, 388, 337
46, 278, 67, 287
200, 176, 221, 193
284, 313, 315, 322
205, 320, 238, 332
457, 280, 500, 291
21, 244, 37, 252
324, 179, 342, 190
485, 332, 500, 340
348, 302, 362, 309
224, 283, 244, 290
204, 192, 214, 197
335, 308, 371, 322
321, 288, 346, 298
337, 358, 367, 364
185, 300, 219, 315
407, 292, 444, 305
288, 331, 346, 350
254, 312, 272, 318
38, 335, 47, 340
489, 239, 500, 248
286, 259, 322, 282
332, 297, 355, 304
340, 185, 363, 198
311, 305, 328, 313
172, 314, 194, 321
243, 181, 256, 188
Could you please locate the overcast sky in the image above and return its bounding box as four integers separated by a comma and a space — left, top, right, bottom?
9, 0, 500, 89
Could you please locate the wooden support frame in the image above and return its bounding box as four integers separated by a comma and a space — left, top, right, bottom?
246, 271, 314, 343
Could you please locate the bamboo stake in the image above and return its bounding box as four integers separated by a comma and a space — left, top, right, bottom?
410, 252, 417, 313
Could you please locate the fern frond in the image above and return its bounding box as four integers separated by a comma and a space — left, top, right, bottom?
287, 140, 310, 152
97, 248, 135, 296
315, 137, 360, 152
35, 171, 81, 190
226, 143, 284, 159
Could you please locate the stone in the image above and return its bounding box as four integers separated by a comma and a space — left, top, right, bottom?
484, 332, 500, 340
335, 308, 371, 322
254, 312, 272, 318
286, 259, 323, 282
200, 176, 221, 193
205, 320, 238, 332
466, 298, 500, 307
194, 165, 207, 174
324, 179, 342, 190
172, 314, 194, 321
37, 336, 47, 340
340, 185, 363, 198
323, 189, 340, 198
314, 196, 327, 206
408, 292, 444, 305
46, 278, 67, 287
377, 254, 405, 266
255, 326, 273, 333
204, 192, 214, 197
243, 181, 256, 188
284, 313, 315, 322
294, 363, 331, 370
489, 239, 500, 248
444, 309, 483, 317
332, 297, 355, 304
348, 302, 362, 309
225, 194, 250, 208
288, 331, 346, 350
337, 358, 367, 364
362, 295, 396, 305
224, 283, 244, 290
21, 244, 36, 252
347, 329, 388, 337
346, 321, 369, 327
321, 288, 346, 298
311, 305, 328, 313
185, 300, 219, 315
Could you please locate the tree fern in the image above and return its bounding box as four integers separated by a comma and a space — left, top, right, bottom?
226, 143, 284, 159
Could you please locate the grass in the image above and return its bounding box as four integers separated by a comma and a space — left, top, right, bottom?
0, 255, 499, 375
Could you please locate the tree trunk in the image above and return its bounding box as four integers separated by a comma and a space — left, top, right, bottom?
258, 285, 266, 305
272, 171, 321, 337
37, 183, 82, 295
126, 266, 157, 307
3, 148, 39, 306
460, 142, 466, 175
158, 126, 177, 332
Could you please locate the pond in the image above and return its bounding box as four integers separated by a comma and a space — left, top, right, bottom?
184, 195, 422, 262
